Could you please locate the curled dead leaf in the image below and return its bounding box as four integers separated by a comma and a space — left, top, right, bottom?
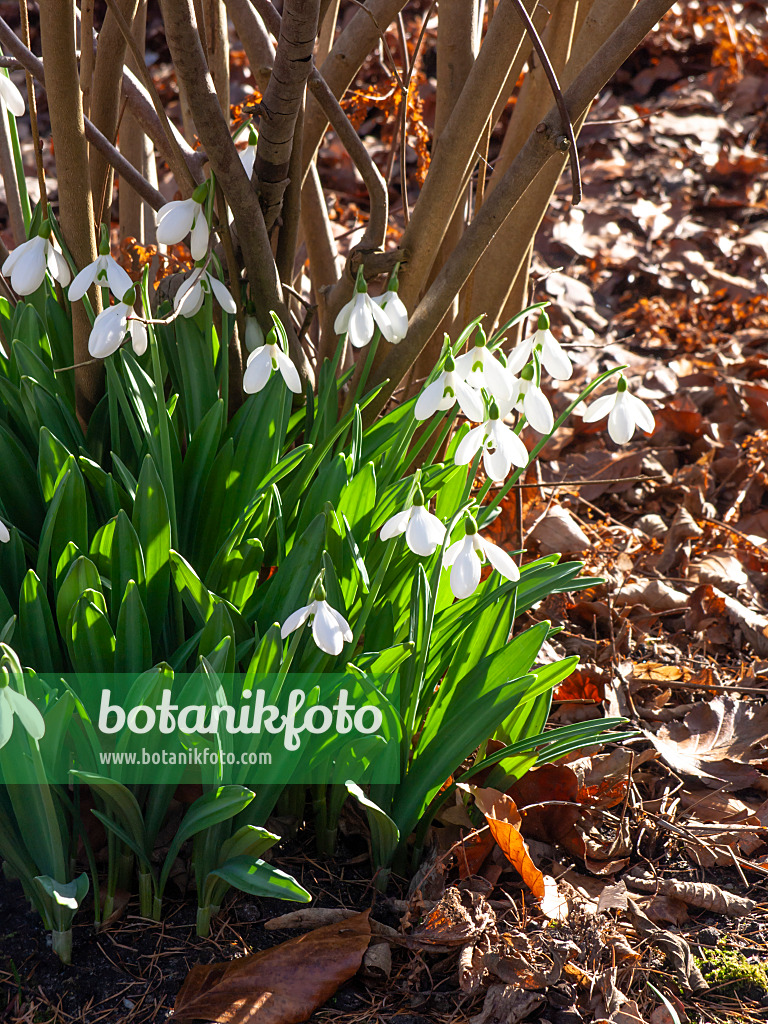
172, 910, 371, 1023
469, 786, 546, 900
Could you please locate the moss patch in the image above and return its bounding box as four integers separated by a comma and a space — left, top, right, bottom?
696, 943, 768, 999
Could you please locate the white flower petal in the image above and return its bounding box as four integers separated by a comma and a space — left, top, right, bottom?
333, 299, 353, 336
607, 391, 635, 444
523, 385, 554, 434
156, 199, 196, 243
443, 537, 468, 567
380, 293, 408, 342
10, 238, 48, 294
368, 294, 396, 342
326, 604, 353, 642
0, 521, 10, 543
89, 303, 130, 359
454, 423, 485, 466
540, 330, 573, 381
243, 346, 273, 394
380, 508, 412, 541
174, 277, 204, 317
582, 392, 616, 424
454, 378, 485, 422
493, 421, 529, 469
313, 601, 346, 655
450, 543, 481, 599
130, 318, 148, 356
190, 209, 210, 261
482, 354, 513, 403
68, 262, 99, 302
414, 378, 447, 420
281, 603, 314, 637
275, 349, 302, 393
505, 338, 534, 376
0, 75, 25, 118
240, 145, 256, 179
208, 274, 237, 314
106, 258, 134, 300
347, 296, 374, 348
627, 392, 655, 434
480, 539, 520, 582
483, 445, 511, 482
406, 505, 446, 556
47, 244, 71, 287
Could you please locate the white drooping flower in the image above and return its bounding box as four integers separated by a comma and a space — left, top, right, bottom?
239, 125, 258, 179
379, 488, 446, 556
454, 403, 529, 482
506, 312, 573, 381
0, 521, 9, 543
0, 674, 45, 749
444, 517, 520, 600
68, 251, 133, 303
415, 353, 485, 423
88, 288, 147, 359
334, 267, 398, 347
155, 181, 210, 261
0, 74, 25, 118
281, 590, 353, 656
371, 268, 408, 344
2, 223, 71, 295
173, 267, 237, 318
582, 374, 655, 444
454, 337, 512, 403
243, 316, 301, 395
244, 315, 265, 352
502, 364, 554, 435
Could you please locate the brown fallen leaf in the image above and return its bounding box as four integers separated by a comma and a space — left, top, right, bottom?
470, 985, 545, 1024
644, 894, 690, 926
265, 908, 357, 931
623, 869, 755, 917
410, 885, 495, 948
172, 911, 371, 1023
469, 786, 546, 900
646, 695, 768, 791
626, 899, 709, 993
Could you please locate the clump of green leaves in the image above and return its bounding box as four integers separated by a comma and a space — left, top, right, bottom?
697, 942, 768, 998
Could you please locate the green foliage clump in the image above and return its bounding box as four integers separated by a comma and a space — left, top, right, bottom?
697, 942, 768, 998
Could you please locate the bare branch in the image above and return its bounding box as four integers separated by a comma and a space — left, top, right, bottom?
37, 0, 102, 421
369, 0, 680, 411
159, 0, 314, 384
254, 0, 321, 231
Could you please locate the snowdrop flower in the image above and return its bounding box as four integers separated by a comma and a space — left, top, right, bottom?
380, 487, 446, 556
0, 521, 9, 543
244, 315, 265, 352
281, 586, 353, 656
0, 670, 45, 749
371, 267, 408, 344
243, 316, 301, 395
415, 353, 485, 422
454, 334, 513, 402
2, 220, 71, 295
444, 516, 520, 600
173, 266, 236, 318
334, 266, 398, 347
503, 363, 554, 435
454, 402, 529, 482
68, 246, 133, 303
88, 287, 147, 359
0, 74, 25, 118
506, 311, 573, 381
155, 180, 211, 261
239, 125, 258, 179
582, 374, 655, 444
